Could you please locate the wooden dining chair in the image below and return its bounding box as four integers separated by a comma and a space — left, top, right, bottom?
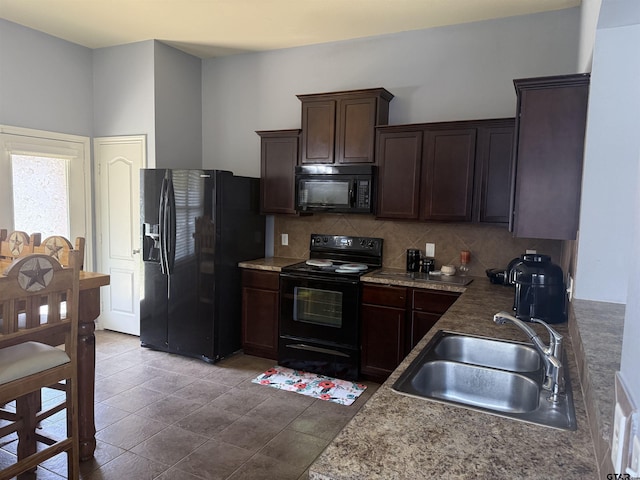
34, 235, 86, 270
0, 230, 41, 262
0, 251, 81, 480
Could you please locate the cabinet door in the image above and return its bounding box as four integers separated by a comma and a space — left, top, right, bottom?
412, 289, 459, 314
336, 97, 377, 164
360, 303, 406, 382
409, 311, 440, 350
258, 130, 299, 215
362, 283, 407, 308
474, 122, 514, 224
511, 76, 589, 240
421, 129, 476, 221
409, 289, 459, 350
242, 287, 279, 359
376, 130, 423, 219
241, 270, 280, 359
300, 100, 336, 164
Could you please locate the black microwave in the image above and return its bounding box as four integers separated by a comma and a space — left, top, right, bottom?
295, 165, 375, 214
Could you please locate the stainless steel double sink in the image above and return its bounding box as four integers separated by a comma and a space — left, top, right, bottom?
392, 330, 577, 430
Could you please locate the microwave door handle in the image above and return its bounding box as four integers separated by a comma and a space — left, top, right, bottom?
350, 180, 356, 207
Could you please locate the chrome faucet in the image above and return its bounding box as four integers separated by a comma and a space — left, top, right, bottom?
493, 311, 565, 403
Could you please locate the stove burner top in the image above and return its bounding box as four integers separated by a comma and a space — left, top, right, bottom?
305, 259, 333, 267
282, 234, 384, 279
282, 260, 374, 278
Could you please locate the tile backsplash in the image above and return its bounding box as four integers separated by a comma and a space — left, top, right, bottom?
273, 214, 562, 276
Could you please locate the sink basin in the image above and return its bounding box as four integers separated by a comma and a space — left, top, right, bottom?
433, 334, 541, 372
392, 330, 577, 430
408, 360, 540, 413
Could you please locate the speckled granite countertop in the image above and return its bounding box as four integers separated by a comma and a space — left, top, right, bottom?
310, 276, 597, 480
569, 299, 625, 474
238, 257, 299, 271
361, 267, 471, 293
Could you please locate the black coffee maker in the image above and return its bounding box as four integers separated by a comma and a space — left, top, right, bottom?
510, 254, 566, 324
406, 249, 421, 272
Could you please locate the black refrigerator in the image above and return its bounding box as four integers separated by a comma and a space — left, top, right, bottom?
140, 169, 265, 362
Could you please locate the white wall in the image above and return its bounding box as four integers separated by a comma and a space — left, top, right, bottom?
575, 2, 640, 304
154, 42, 203, 169
574, 0, 640, 412
621, 155, 640, 405
201, 8, 581, 177
0, 19, 93, 137
92, 41, 157, 165
578, 0, 603, 72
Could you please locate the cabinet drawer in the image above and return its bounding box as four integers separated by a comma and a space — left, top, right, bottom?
362, 284, 407, 308
242, 269, 280, 290
412, 289, 459, 314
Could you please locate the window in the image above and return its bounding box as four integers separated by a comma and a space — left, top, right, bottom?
0, 125, 92, 267
11, 154, 70, 238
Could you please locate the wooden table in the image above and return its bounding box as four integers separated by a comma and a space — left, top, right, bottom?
75, 270, 110, 461
0, 260, 110, 461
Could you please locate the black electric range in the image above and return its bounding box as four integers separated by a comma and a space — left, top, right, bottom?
278, 234, 383, 380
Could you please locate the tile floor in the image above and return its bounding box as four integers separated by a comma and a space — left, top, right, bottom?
1, 330, 378, 479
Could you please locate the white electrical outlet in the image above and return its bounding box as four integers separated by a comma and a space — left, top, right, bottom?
281, 233, 288, 246
425, 243, 435, 258
567, 274, 574, 302
525, 249, 537, 254
612, 403, 629, 473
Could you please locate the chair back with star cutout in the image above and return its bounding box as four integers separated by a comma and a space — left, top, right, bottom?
0, 230, 41, 262
33, 235, 85, 270
0, 251, 81, 479
0, 252, 80, 341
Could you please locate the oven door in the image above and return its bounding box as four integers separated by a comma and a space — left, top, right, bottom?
279, 273, 359, 346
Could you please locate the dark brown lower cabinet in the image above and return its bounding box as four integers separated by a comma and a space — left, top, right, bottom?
241, 269, 280, 359
409, 289, 460, 351
360, 283, 460, 383
360, 303, 406, 383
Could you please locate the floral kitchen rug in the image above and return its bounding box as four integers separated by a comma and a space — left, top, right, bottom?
252, 366, 367, 406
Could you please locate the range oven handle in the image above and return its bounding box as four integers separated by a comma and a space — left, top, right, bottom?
286, 343, 351, 358
279, 272, 360, 286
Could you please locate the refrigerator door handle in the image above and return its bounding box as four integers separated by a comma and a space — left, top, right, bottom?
159, 175, 169, 274
165, 177, 177, 274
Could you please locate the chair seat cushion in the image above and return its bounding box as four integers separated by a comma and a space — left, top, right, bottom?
0, 341, 70, 385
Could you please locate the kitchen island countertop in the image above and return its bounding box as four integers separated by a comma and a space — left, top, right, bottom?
310, 275, 597, 479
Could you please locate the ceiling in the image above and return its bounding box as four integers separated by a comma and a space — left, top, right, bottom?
1, 0, 580, 59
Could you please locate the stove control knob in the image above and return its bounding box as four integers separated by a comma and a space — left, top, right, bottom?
323, 236, 328, 243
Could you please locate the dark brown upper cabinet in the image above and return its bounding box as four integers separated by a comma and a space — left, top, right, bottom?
510, 74, 590, 240
421, 127, 476, 222
375, 129, 423, 219
256, 129, 300, 215
376, 118, 514, 223
297, 88, 393, 165
473, 120, 515, 223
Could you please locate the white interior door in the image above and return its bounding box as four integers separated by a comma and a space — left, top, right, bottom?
95, 135, 145, 335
